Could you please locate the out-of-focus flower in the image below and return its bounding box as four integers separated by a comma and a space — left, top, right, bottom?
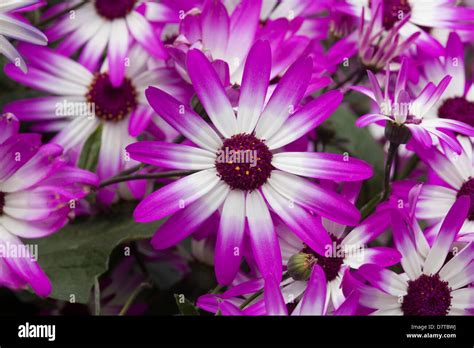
354, 58, 474, 154
43, 0, 171, 87
4, 43, 192, 204
167, 0, 262, 84
0, 0, 47, 73
335, 0, 474, 56
412, 32, 474, 128
357, 196, 474, 315
415, 136, 474, 243
0, 113, 98, 297
127, 40, 372, 286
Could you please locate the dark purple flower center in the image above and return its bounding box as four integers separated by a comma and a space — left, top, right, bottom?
215, 134, 273, 191
370, 0, 411, 30
0, 192, 5, 215
302, 236, 345, 282
402, 274, 451, 316
95, 0, 136, 20
86, 73, 137, 122
457, 178, 474, 220
438, 97, 474, 128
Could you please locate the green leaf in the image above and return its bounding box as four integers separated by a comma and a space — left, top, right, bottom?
77, 124, 102, 172
321, 106, 385, 205
32, 202, 164, 303
174, 294, 200, 316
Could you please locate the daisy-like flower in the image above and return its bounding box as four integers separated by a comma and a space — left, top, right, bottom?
197, 266, 361, 316
126, 40, 373, 285
0, 0, 47, 73
412, 32, 474, 127
354, 58, 474, 154
167, 0, 262, 84
43, 0, 169, 87
4, 43, 192, 203
0, 113, 98, 296
335, 0, 474, 55
357, 196, 474, 315
415, 136, 474, 242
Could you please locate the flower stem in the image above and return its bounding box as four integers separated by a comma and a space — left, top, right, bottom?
382, 142, 399, 201
98, 170, 196, 189
118, 282, 152, 316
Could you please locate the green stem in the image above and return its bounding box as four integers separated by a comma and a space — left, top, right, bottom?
119, 282, 152, 316
382, 142, 399, 201
94, 277, 101, 316
98, 170, 196, 188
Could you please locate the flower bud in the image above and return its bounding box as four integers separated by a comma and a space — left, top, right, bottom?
287, 252, 313, 281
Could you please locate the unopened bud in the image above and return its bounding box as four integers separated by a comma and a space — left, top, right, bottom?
287, 253, 313, 281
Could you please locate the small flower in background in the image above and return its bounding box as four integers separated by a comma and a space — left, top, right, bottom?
3, 43, 192, 204
0, 113, 98, 296
357, 196, 474, 315
43, 0, 171, 86
354, 58, 474, 154
127, 40, 372, 286
412, 32, 474, 128
335, 0, 474, 55
415, 136, 474, 243
0, 0, 48, 72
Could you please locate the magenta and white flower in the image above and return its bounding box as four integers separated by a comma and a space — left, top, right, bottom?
126, 40, 373, 285
335, 0, 474, 55
43, 0, 169, 87
0, 113, 98, 296
0, 0, 47, 73
412, 32, 474, 128
354, 58, 474, 154
357, 196, 474, 315
4, 43, 192, 203
415, 136, 474, 243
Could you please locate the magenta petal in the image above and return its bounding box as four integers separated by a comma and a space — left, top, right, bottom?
133, 169, 220, 223
334, 291, 359, 316
424, 195, 470, 275
237, 40, 271, 133
107, 20, 129, 87
186, 49, 237, 137
201, 0, 230, 59
246, 190, 282, 281
255, 56, 313, 140
145, 86, 222, 151
264, 276, 287, 315
300, 264, 327, 315
267, 90, 343, 150
127, 141, 215, 170
215, 191, 246, 285
151, 183, 229, 249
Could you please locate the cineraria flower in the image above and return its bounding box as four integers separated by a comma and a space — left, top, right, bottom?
197, 265, 361, 316
413, 32, 474, 127
0, 0, 47, 73
0, 113, 98, 296
357, 196, 474, 315
280, 202, 400, 311
415, 136, 474, 242
4, 43, 192, 203
335, 0, 474, 55
167, 0, 262, 84
354, 58, 474, 154
43, 0, 169, 86
127, 40, 373, 285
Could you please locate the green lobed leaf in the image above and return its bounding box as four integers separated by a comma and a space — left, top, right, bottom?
32, 202, 164, 303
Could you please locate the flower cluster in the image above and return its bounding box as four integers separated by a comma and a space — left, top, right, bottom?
0, 0, 473, 316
